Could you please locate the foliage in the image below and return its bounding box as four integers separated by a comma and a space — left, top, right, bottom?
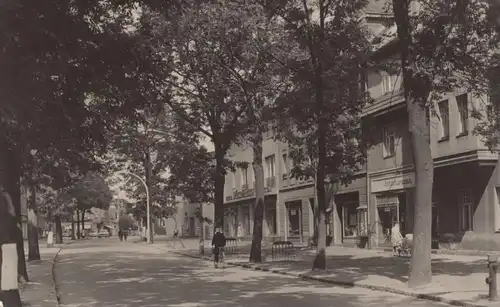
167, 145, 215, 205
69, 172, 113, 211
264, 0, 372, 186
0, 0, 150, 172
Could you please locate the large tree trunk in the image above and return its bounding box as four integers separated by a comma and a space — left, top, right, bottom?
311, 0, 327, 270
311, 179, 319, 246
313, 125, 328, 270
76, 210, 81, 239
5, 154, 29, 282
393, 0, 433, 287
71, 212, 76, 240
213, 145, 226, 232
27, 182, 40, 261
407, 96, 433, 287
250, 130, 265, 263
81, 210, 85, 237
0, 141, 22, 305
55, 215, 63, 244
144, 150, 154, 243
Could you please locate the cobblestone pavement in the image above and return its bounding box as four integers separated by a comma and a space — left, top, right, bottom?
52, 238, 450, 307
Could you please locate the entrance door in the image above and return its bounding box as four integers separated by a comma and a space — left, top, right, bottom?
286, 201, 302, 239
377, 205, 398, 246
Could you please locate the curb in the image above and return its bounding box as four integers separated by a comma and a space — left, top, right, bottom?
171, 251, 488, 307
52, 248, 63, 306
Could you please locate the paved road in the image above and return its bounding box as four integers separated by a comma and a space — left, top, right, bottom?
55, 239, 449, 307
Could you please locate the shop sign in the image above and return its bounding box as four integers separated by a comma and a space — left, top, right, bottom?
226, 186, 274, 202
371, 172, 415, 193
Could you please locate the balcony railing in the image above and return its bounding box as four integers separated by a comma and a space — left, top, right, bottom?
242, 183, 249, 191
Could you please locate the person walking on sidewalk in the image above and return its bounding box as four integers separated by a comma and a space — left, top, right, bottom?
212, 227, 226, 268
391, 220, 403, 256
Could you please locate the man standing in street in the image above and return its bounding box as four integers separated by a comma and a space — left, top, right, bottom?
211, 227, 226, 268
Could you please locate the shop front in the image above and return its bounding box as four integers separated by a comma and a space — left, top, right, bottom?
370, 171, 415, 248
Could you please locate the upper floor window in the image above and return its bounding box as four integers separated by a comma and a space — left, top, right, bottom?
458, 189, 473, 231
456, 94, 469, 135
232, 171, 237, 190
438, 99, 450, 139
282, 153, 288, 177
265, 155, 275, 178
382, 125, 395, 158
381, 73, 395, 95
241, 167, 248, 188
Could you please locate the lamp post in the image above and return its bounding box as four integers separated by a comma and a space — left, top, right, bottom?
126, 172, 151, 244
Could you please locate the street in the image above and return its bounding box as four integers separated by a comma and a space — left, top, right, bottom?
54, 239, 449, 307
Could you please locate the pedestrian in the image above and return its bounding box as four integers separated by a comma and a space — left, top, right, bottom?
118, 229, 123, 242
212, 227, 226, 268
123, 228, 128, 241
391, 220, 403, 256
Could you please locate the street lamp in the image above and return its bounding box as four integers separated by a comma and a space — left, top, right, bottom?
124, 172, 152, 244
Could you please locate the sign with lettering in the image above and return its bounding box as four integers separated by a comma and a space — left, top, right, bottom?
371, 172, 415, 193
225, 186, 274, 202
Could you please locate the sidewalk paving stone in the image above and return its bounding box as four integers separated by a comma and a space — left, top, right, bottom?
167, 245, 498, 307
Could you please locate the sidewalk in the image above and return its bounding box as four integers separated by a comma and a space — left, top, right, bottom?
19, 246, 61, 307
173, 245, 497, 307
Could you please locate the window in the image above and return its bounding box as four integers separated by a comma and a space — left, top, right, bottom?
265, 155, 275, 178
282, 153, 288, 178
458, 189, 473, 231
456, 94, 469, 134
241, 167, 248, 188
342, 204, 358, 237
232, 171, 237, 190
381, 73, 394, 94
382, 126, 395, 158
438, 100, 450, 139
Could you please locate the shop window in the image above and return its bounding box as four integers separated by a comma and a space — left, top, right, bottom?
342, 204, 358, 237
438, 99, 450, 139
458, 189, 473, 231
357, 208, 368, 236
241, 206, 250, 235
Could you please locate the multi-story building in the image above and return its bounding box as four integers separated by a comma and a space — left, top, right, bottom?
223, 127, 368, 246
222, 0, 500, 252
362, 4, 500, 251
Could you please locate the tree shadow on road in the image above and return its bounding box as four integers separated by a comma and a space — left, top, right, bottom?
54, 248, 446, 307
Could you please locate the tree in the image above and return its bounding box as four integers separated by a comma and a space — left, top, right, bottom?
69, 172, 113, 234
389, 0, 500, 287
168, 144, 215, 254
261, 0, 371, 270
0, 0, 150, 281
107, 107, 194, 241
138, 2, 251, 230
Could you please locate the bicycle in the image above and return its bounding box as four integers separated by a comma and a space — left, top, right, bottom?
213, 246, 225, 268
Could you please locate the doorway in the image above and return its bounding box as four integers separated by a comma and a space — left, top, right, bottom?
286, 200, 302, 239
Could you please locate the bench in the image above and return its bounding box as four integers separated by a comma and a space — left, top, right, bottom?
271, 241, 295, 262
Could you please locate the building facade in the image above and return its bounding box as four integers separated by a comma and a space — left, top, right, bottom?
362, 7, 500, 251
223, 130, 368, 246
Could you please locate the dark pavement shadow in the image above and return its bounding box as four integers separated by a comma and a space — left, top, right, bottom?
223, 253, 487, 285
